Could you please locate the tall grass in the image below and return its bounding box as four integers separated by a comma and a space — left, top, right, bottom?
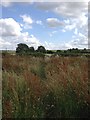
2, 55, 90, 118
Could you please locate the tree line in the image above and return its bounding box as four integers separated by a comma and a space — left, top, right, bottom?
16, 43, 47, 56
16, 43, 90, 56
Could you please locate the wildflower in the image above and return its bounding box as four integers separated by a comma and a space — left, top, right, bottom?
84, 100, 87, 104
51, 105, 54, 108
38, 97, 40, 101
32, 115, 35, 118
46, 94, 49, 97
27, 88, 30, 91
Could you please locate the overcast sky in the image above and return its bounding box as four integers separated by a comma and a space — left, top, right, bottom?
0, 0, 89, 50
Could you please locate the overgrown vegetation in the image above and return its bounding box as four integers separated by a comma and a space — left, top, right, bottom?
2, 54, 90, 118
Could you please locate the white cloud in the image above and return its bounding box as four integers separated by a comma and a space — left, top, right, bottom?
18, 32, 41, 48
63, 13, 87, 31
20, 14, 33, 24
0, 2, 88, 50
0, 17, 41, 50
1, 0, 89, 8
0, 0, 11, 7
52, 31, 57, 34
20, 14, 33, 29
62, 29, 66, 32
62, 31, 88, 49
0, 18, 22, 36
49, 30, 57, 37
0, 37, 12, 50
37, 2, 88, 17
46, 18, 64, 28
37, 2, 88, 30
36, 2, 60, 10
40, 2, 88, 49
0, 32, 41, 50
88, 18, 90, 42
54, 3, 88, 18
64, 23, 76, 31
36, 20, 43, 25
0, 0, 34, 7
74, 28, 78, 35
23, 24, 32, 29
44, 3, 88, 49
44, 41, 57, 50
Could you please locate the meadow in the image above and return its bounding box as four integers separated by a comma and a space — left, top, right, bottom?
2, 54, 90, 118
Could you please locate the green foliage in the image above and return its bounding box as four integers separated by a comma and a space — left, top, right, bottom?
56, 50, 62, 53
16, 43, 30, 55
37, 46, 46, 53
46, 50, 54, 54
16, 43, 47, 55
29, 47, 35, 52
15, 43, 90, 57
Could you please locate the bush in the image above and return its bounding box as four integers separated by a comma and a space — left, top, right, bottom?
46, 50, 54, 54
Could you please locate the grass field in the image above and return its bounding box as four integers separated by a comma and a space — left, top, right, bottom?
2, 54, 90, 118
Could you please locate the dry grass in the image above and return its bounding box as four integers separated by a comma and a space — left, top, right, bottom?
2, 55, 90, 118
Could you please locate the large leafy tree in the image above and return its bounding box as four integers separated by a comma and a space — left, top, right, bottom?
37, 46, 46, 53
29, 47, 35, 52
16, 43, 30, 55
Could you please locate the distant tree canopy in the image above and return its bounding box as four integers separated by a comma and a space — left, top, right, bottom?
16, 43, 89, 56
37, 46, 46, 53
16, 43, 29, 55
56, 50, 62, 53
16, 43, 46, 55
47, 50, 54, 54
29, 47, 35, 52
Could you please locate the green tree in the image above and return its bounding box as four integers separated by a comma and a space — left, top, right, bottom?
29, 47, 35, 52
47, 50, 54, 54
16, 43, 29, 55
37, 46, 46, 53
56, 50, 62, 53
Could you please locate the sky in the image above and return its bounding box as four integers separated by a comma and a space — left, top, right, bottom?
0, 0, 89, 50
